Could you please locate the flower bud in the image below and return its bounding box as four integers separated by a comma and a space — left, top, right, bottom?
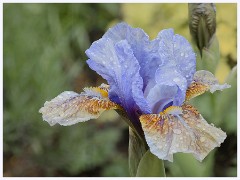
188, 3, 216, 56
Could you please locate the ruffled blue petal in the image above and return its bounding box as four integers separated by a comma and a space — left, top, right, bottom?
103, 23, 149, 58
86, 38, 151, 116
140, 40, 163, 89
143, 29, 196, 113
86, 23, 196, 116
157, 29, 196, 85
103, 22, 163, 89
146, 84, 178, 113
155, 68, 187, 108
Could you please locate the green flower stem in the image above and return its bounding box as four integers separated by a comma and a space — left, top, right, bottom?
116, 109, 145, 139
128, 127, 166, 177
129, 127, 148, 176
136, 150, 166, 177
117, 110, 165, 177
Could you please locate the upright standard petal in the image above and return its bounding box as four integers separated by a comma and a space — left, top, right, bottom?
157, 29, 196, 85
103, 22, 149, 62
140, 105, 226, 162
144, 29, 196, 113
154, 68, 188, 109
103, 22, 163, 89
86, 38, 151, 116
39, 84, 119, 126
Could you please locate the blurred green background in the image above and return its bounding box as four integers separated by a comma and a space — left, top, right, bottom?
3, 3, 237, 177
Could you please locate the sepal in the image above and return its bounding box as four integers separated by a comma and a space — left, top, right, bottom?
39, 84, 119, 126
140, 105, 226, 162
186, 70, 231, 101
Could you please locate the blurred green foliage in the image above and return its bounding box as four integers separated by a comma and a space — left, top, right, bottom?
3, 3, 237, 177
4, 3, 129, 177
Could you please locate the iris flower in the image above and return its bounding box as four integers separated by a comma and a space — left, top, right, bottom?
39, 23, 230, 162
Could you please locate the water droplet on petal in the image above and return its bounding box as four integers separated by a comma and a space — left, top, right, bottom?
180, 52, 184, 57
173, 129, 182, 134
173, 77, 180, 82
183, 114, 190, 118
200, 137, 206, 142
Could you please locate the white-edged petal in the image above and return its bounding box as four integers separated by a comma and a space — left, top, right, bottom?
140, 105, 226, 162
186, 70, 231, 101
194, 70, 231, 93
39, 85, 119, 126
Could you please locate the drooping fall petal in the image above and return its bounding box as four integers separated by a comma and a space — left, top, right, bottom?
39, 84, 120, 126
186, 70, 231, 101
140, 105, 226, 162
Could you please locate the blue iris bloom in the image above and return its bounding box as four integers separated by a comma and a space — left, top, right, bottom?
86, 22, 195, 128
40, 22, 229, 162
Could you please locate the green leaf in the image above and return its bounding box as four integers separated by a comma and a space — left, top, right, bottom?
215, 65, 237, 132
128, 127, 147, 176
167, 151, 214, 177
136, 150, 166, 177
